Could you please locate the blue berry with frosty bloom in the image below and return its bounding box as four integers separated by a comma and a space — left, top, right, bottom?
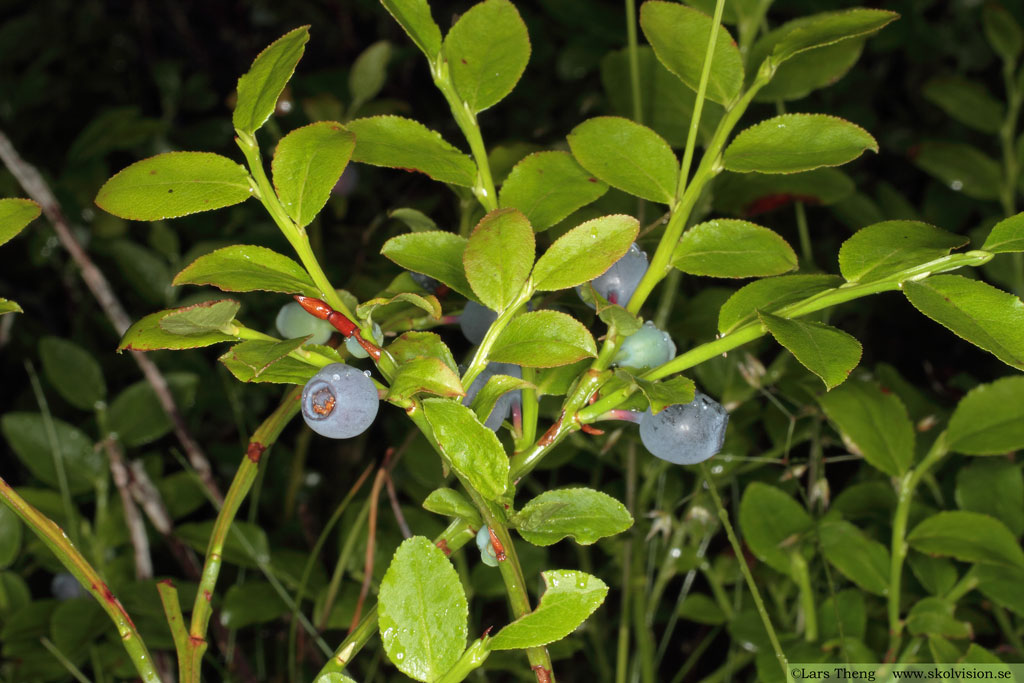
301, 363, 379, 439
462, 362, 522, 431
577, 242, 649, 307
459, 301, 498, 344
639, 392, 728, 465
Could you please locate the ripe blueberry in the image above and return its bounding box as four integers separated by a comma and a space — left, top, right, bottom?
276, 301, 334, 345
410, 271, 442, 293
301, 363, 379, 439
476, 526, 499, 567
459, 301, 498, 345
638, 392, 728, 465
577, 242, 649, 307
614, 320, 676, 370
462, 362, 522, 431
51, 572, 86, 601
344, 322, 384, 359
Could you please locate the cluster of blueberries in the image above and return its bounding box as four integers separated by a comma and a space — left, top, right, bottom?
288, 243, 728, 468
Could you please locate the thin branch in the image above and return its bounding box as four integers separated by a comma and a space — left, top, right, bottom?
384, 471, 411, 539
0, 128, 223, 505
104, 438, 152, 580
350, 466, 387, 634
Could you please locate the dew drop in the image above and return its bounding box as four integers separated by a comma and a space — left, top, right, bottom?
364, 370, 372, 377
950, 180, 963, 191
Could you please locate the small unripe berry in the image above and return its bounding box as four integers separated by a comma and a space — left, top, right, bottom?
476, 526, 499, 567
276, 302, 334, 345
301, 363, 379, 439
344, 322, 384, 359
614, 320, 676, 370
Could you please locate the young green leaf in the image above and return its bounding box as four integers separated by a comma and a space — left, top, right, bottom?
378, 537, 468, 682
718, 274, 841, 334
912, 142, 1001, 201
422, 399, 509, 501
818, 379, 914, 477
221, 354, 319, 385
922, 77, 1004, 135
381, 231, 474, 300
947, 376, 1024, 455
713, 169, 855, 217
489, 570, 608, 650
489, 311, 597, 367
838, 220, 967, 284
348, 116, 476, 187
738, 482, 814, 575
388, 331, 459, 374
903, 275, 1024, 371
983, 3, 1024, 63
173, 245, 319, 296
498, 151, 608, 231
39, 337, 106, 410
982, 212, 1024, 253
818, 520, 890, 596
443, 0, 530, 113
118, 303, 240, 352
672, 219, 797, 278
1, 414, 105, 494
956, 459, 1024, 537
233, 26, 310, 135
512, 488, 633, 546
422, 488, 481, 524
387, 357, 465, 402
218, 338, 308, 383
766, 8, 898, 66
0, 299, 21, 316
462, 208, 535, 312
159, 299, 240, 336
272, 121, 356, 228
639, 1, 744, 106
106, 373, 198, 447
723, 114, 878, 174
905, 598, 972, 639
380, 0, 443, 61
567, 117, 678, 204
349, 41, 392, 113
0, 198, 41, 247
468, 373, 533, 425
632, 375, 696, 414
759, 312, 861, 390
531, 214, 639, 291
907, 511, 1024, 569
389, 207, 438, 233
357, 292, 442, 324
95, 152, 253, 221
753, 36, 865, 102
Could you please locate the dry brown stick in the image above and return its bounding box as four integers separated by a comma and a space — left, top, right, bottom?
349, 465, 387, 634
0, 129, 223, 505
104, 438, 153, 581
384, 471, 411, 539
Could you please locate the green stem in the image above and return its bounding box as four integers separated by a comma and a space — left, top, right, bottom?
944, 567, 979, 603
653, 268, 680, 330
317, 494, 371, 630
616, 444, 636, 683
993, 605, 1024, 655
0, 477, 160, 683
888, 432, 950, 660
625, 0, 643, 124
794, 201, 814, 268
701, 464, 789, 681
514, 366, 539, 454
998, 57, 1024, 297
460, 285, 534, 389
157, 580, 189, 681
187, 386, 301, 677
790, 551, 817, 642
40, 637, 92, 683
435, 638, 492, 683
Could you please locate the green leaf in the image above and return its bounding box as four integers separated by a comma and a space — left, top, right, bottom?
107, 373, 198, 447
272, 121, 356, 228
357, 292, 442, 324
738, 482, 814, 575
976, 564, 1024, 617
39, 337, 106, 410
759, 312, 861, 390
948, 376, 1024, 455
349, 41, 392, 113
218, 338, 308, 383
713, 169, 855, 217
677, 593, 726, 625
907, 511, 1024, 569
723, 114, 877, 174
490, 570, 608, 650
753, 37, 865, 102
818, 379, 914, 477
109, 240, 172, 306
51, 597, 110, 658
567, 117, 678, 204
221, 582, 288, 629
316, 674, 358, 683
906, 598, 972, 639
532, 214, 639, 291
633, 375, 696, 414
838, 221, 967, 284
923, 77, 1004, 135
908, 553, 958, 597
672, 219, 797, 278
512, 488, 633, 546
380, 0, 442, 60
818, 590, 866, 641
912, 142, 1001, 201
0, 505, 22, 570
469, 373, 533, 425
387, 331, 458, 374
422, 488, 480, 524
173, 245, 319, 296
221, 354, 318, 385
348, 116, 476, 187
767, 8, 898, 65
389, 207, 438, 233
983, 3, 1024, 62
118, 303, 240, 352
233, 26, 310, 135
982, 212, 1024, 253
903, 275, 1024, 371
462, 208, 535, 312
0, 198, 41, 247
489, 311, 597, 368
443, 0, 530, 113
387, 357, 464, 402
159, 299, 240, 335
0, 299, 22, 316
1, 413, 105, 495
422, 399, 509, 501
955, 459, 1024, 537
498, 151, 608, 231
378, 537, 467, 682
381, 231, 474, 300
818, 520, 890, 596
95, 152, 252, 221
639, 1, 744, 106
717, 274, 841, 334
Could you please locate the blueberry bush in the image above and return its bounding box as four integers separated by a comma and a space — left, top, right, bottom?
2, 1, 1024, 682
